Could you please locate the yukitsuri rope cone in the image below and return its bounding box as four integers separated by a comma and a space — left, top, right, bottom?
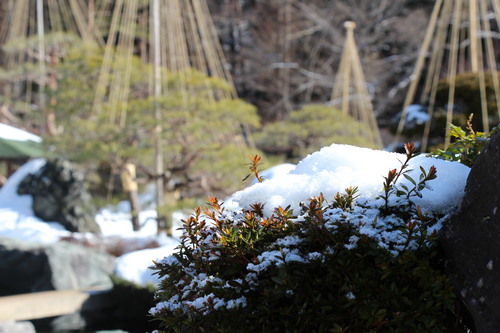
395, 0, 500, 151
0, 0, 102, 135
331, 21, 383, 149
90, 0, 252, 228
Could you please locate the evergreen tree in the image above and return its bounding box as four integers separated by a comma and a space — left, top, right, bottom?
46, 42, 261, 201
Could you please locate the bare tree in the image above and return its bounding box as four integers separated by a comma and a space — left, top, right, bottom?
208, 0, 434, 124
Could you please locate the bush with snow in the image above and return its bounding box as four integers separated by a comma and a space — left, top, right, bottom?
151, 143, 471, 332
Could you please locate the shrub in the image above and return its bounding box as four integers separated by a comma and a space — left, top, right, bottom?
431, 115, 499, 167
150, 144, 466, 332
435, 72, 500, 132
255, 104, 378, 161
393, 72, 500, 142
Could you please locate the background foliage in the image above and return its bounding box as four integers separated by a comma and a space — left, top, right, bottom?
255, 104, 378, 161
42, 43, 261, 198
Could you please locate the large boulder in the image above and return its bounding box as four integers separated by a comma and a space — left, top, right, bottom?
441, 131, 500, 332
17, 158, 100, 233
0, 237, 114, 296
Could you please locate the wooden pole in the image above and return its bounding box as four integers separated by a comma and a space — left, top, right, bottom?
36, 0, 47, 135
88, 0, 95, 38
282, 0, 292, 117
152, 0, 167, 234
341, 21, 355, 116
469, 0, 478, 73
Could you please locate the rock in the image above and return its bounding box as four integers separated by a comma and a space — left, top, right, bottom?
0, 321, 36, 333
441, 131, 500, 332
17, 158, 100, 233
0, 237, 114, 296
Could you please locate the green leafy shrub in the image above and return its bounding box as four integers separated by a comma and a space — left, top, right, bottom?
255, 104, 378, 161
431, 116, 499, 167
150, 145, 467, 332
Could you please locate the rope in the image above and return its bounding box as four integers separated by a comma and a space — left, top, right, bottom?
331, 21, 383, 148
395, 0, 443, 143
68, 0, 90, 41
470, 0, 479, 73
36, 0, 47, 132
421, 0, 450, 152
1, 0, 103, 127
475, 25, 489, 135
91, 0, 123, 117
443, 0, 462, 148
480, 0, 500, 122
400, 0, 500, 150
201, 0, 236, 98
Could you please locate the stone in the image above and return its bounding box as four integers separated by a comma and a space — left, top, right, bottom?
17, 158, 101, 233
0, 321, 36, 333
441, 131, 500, 332
0, 237, 114, 296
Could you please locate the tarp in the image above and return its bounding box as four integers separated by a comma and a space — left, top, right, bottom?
0, 124, 44, 159
0, 137, 44, 159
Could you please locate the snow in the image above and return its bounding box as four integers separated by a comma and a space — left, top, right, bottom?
227, 144, 470, 217
0, 159, 183, 286
250, 163, 295, 185
0, 159, 45, 211
405, 104, 429, 125
0, 143, 471, 288
114, 239, 179, 286
0, 123, 42, 142
0, 159, 69, 243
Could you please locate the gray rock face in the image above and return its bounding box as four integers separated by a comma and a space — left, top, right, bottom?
441, 131, 500, 332
0, 237, 114, 296
17, 159, 100, 233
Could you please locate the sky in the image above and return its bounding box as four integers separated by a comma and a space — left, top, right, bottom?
0, 123, 471, 288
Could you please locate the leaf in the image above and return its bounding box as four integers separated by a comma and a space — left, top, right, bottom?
403, 174, 417, 185
449, 124, 466, 139
396, 190, 406, 197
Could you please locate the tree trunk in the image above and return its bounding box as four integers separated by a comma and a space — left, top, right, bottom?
120, 162, 141, 231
